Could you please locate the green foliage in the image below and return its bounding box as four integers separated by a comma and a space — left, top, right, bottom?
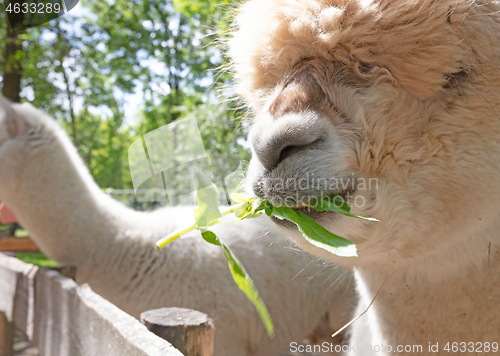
266, 205, 358, 257
60, 108, 134, 188
193, 169, 222, 229
0, 11, 6, 54
158, 172, 275, 338
195, 101, 251, 162
156, 178, 378, 335
310, 196, 379, 221
201, 230, 275, 338
79, 0, 249, 193
225, 195, 371, 258
156, 173, 381, 335
14, 228, 29, 237
0, 0, 250, 198
173, 0, 234, 29
15, 252, 59, 268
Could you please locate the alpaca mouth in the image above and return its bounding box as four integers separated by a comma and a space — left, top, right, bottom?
269, 186, 356, 229
270, 208, 332, 229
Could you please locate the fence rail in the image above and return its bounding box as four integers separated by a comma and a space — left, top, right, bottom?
0, 237, 39, 252
0, 244, 315, 356
0, 253, 206, 356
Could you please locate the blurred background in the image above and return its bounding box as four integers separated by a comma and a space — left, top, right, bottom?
0, 0, 252, 210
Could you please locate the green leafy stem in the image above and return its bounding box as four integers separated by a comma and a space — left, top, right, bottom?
156, 201, 250, 248
155, 170, 378, 338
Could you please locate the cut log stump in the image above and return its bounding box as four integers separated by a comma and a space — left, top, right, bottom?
140, 308, 215, 356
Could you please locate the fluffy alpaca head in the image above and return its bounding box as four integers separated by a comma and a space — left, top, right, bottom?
231, 0, 500, 270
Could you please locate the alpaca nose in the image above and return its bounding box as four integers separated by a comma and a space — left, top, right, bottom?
249, 112, 326, 171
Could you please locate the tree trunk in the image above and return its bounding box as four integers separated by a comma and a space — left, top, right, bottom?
2, 25, 22, 103
61, 64, 78, 150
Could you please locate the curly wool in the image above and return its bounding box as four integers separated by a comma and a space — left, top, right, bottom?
229, 0, 500, 108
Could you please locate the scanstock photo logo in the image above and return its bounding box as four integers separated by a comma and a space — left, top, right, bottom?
2, 0, 79, 33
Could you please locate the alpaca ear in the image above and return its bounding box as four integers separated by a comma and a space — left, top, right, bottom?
0, 95, 24, 139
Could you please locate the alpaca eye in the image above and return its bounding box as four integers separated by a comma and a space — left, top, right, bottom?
443, 69, 468, 89
358, 62, 373, 74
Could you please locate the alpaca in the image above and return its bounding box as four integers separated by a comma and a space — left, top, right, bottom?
0, 96, 356, 356
230, 0, 500, 354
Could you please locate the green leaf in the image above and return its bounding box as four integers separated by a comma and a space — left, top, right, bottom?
267, 206, 358, 257
221, 242, 274, 337
252, 199, 267, 214
311, 197, 379, 221
230, 192, 249, 203
193, 168, 222, 229
234, 212, 262, 222
264, 201, 274, 216
201, 230, 274, 337
328, 195, 351, 212
233, 199, 266, 222
233, 202, 250, 218
201, 230, 221, 246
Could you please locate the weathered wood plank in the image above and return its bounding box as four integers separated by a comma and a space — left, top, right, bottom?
141, 308, 214, 356
49, 266, 76, 281
33, 269, 184, 356
0, 238, 39, 252
0, 253, 37, 338
0, 253, 187, 355
0, 312, 14, 356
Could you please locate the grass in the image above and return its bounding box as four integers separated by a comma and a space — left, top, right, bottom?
15, 229, 29, 237
0, 224, 29, 237
15, 252, 59, 268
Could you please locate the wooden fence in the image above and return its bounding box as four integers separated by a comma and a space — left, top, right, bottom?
0, 237, 316, 356
0, 253, 214, 356
0, 237, 39, 252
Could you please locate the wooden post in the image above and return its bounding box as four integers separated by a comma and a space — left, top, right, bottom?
0, 312, 13, 356
50, 266, 77, 281
140, 308, 214, 356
